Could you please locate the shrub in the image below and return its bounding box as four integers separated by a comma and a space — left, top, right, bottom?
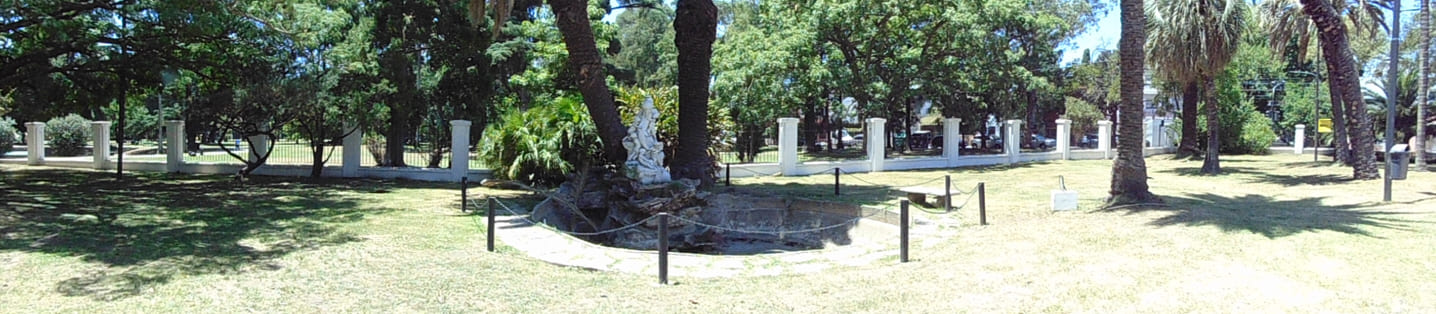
479, 94, 603, 186
46, 114, 92, 156
1182, 73, 1277, 155
0, 117, 16, 156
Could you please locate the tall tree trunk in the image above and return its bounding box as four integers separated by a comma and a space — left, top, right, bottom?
550, 0, 628, 164
380, 50, 413, 168
1178, 80, 1201, 157
1109, 0, 1162, 206
1301, 0, 1379, 179
671, 0, 717, 183
1201, 76, 1221, 173
311, 137, 325, 178
1417, 0, 1431, 171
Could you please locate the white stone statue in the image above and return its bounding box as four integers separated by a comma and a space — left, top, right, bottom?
622, 97, 671, 184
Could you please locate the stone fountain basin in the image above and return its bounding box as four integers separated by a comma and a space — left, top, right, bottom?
600, 192, 902, 255
696, 195, 899, 253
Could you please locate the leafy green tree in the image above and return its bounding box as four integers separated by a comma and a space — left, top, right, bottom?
0, 117, 15, 156
613, 4, 678, 87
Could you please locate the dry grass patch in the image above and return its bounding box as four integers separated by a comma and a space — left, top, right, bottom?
2, 154, 1434, 312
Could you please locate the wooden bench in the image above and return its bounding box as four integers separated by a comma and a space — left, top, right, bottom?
898, 186, 951, 208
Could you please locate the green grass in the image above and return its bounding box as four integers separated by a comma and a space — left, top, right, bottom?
3, 154, 1435, 312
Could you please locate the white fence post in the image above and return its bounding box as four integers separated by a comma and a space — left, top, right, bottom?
166, 120, 184, 172
1056, 119, 1072, 160
944, 118, 961, 163
1005, 120, 1022, 164
1294, 124, 1306, 155
778, 117, 799, 175
342, 122, 362, 177
1144, 119, 1154, 148
25, 122, 44, 165
1098, 120, 1113, 159
867, 118, 886, 172
247, 126, 269, 164
450, 120, 471, 181
91, 121, 111, 170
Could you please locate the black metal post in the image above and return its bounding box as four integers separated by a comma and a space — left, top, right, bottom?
461, 177, 468, 212
900, 200, 910, 263
978, 182, 987, 225
725, 163, 731, 186
487, 198, 496, 252
944, 175, 952, 212
834, 167, 841, 196
658, 213, 670, 284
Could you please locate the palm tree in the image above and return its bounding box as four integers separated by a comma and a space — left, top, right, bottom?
1416, 0, 1430, 171
547, 0, 631, 164
1110, 0, 1163, 206
1146, 0, 1248, 173
1260, 0, 1383, 167
1298, 0, 1381, 180
671, 0, 718, 183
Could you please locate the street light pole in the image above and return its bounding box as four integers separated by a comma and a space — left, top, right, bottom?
1385, 0, 1401, 202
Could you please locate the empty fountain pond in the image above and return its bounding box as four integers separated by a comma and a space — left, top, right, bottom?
511, 189, 916, 277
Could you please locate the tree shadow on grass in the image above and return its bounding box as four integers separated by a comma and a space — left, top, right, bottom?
1160, 166, 1352, 186
0, 168, 387, 301
1108, 193, 1429, 239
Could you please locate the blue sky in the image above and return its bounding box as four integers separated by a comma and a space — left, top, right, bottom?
1061, 0, 1425, 66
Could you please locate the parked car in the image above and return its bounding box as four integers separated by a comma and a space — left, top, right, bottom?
908, 131, 935, 150
1079, 133, 1099, 148
1027, 134, 1057, 149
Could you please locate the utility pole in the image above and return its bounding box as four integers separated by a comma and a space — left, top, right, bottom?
1385, 0, 1401, 202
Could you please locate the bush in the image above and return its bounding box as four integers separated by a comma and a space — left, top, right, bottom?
1181, 73, 1276, 155
46, 114, 93, 156
0, 117, 16, 156
479, 94, 603, 186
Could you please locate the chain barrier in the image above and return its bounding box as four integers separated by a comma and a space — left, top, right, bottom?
481, 196, 903, 238
722, 164, 784, 178
837, 168, 946, 188
480, 198, 659, 236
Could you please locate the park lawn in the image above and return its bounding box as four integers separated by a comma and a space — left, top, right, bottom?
2, 153, 1434, 312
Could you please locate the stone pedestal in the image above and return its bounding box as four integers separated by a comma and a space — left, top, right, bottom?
1051, 190, 1078, 211
1098, 120, 1113, 159
944, 118, 962, 161
450, 120, 471, 181
1294, 124, 1306, 155
779, 118, 799, 175
91, 121, 112, 170
867, 118, 887, 172
165, 120, 184, 172
342, 122, 362, 177
25, 122, 44, 165
1056, 119, 1072, 160
1005, 120, 1022, 164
